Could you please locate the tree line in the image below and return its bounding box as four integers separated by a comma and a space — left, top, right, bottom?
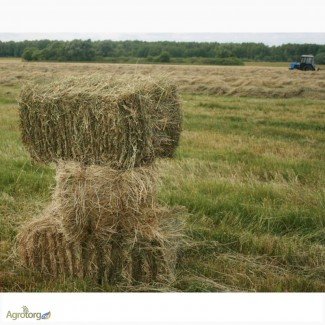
0, 39, 325, 64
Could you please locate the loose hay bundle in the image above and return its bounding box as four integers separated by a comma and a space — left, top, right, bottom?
19, 76, 182, 168
54, 161, 159, 241
18, 205, 185, 285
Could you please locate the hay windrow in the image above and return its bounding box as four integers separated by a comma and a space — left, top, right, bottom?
19, 75, 182, 168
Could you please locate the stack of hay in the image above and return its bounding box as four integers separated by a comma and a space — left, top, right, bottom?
17, 76, 183, 285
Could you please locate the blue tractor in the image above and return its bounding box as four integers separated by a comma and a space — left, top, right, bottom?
289, 55, 318, 71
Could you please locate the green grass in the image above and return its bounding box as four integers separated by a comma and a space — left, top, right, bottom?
0, 81, 324, 292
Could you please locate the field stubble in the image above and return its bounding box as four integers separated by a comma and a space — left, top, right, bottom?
1, 59, 325, 99
0, 59, 324, 291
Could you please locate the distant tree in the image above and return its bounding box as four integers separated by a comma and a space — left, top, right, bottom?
158, 51, 170, 63
31, 49, 44, 61
64, 39, 95, 61
96, 40, 114, 57
215, 48, 233, 58
2, 39, 325, 63
315, 52, 325, 64
137, 47, 149, 58
22, 47, 35, 61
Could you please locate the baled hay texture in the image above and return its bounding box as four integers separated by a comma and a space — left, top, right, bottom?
19, 76, 182, 168
54, 161, 158, 241
17, 205, 185, 285
17, 207, 76, 278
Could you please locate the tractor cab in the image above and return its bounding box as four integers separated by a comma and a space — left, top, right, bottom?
289, 55, 317, 71
300, 55, 316, 70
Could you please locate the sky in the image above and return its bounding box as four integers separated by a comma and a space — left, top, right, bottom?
0, 0, 325, 43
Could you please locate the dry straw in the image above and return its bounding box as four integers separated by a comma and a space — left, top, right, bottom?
18, 204, 185, 284
54, 161, 158, 241
17, 75, 184, 286
19, 76, 182, 169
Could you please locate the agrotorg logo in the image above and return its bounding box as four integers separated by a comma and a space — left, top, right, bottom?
6, 306, 51, 321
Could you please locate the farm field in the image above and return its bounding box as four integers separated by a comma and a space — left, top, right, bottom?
0, 59, 324, 292
245, 61, 325, 69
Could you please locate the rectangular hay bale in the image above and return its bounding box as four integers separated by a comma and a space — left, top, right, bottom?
19, 76, 182, 169
17, 204, 184, 285
53, 161, 158, 241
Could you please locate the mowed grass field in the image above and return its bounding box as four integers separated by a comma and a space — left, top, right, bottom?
0, 59, 324, 292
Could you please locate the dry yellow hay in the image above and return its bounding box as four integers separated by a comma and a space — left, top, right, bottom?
17, 75, 185, 286
54, 161, 158, 241
19, 76, 182, 168
17, 207, 73, 278
17, 205, 185, 284
3, 59, 325, 100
